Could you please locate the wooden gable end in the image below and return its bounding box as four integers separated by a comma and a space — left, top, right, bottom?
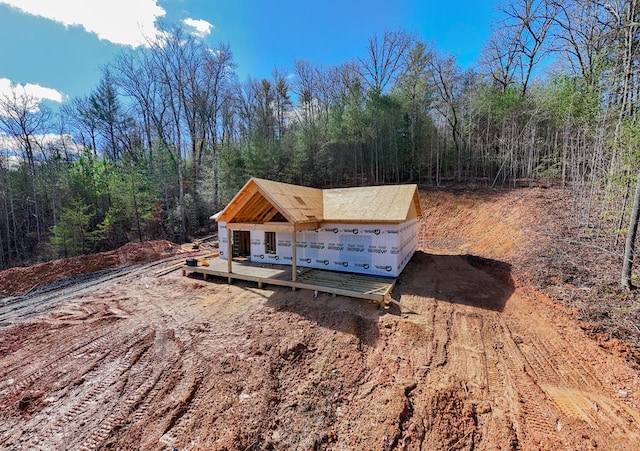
216, 178, 323, 231
217, 179, 293, 224
231, 190, 288, 223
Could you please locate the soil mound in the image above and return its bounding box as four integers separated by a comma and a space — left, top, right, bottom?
0, 240, 180, 297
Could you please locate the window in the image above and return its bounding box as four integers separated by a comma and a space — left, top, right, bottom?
265, 231, 277, 254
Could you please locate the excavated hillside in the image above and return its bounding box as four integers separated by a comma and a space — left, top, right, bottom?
1, 187, 639, 450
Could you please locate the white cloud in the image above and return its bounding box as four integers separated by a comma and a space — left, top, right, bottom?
0, 134, 19, 151
0, 151, 22, 169
0, 78, 64, 104
1, 133, 83, 163
183, 18, 213, 38
41, 133, 85, 158
0, 0, 166, 47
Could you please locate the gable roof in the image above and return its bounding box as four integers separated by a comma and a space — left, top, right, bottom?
216, 178, 323, 224
214, 177, 422, 225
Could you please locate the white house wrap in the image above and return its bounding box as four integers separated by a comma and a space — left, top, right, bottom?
214, 178, 422, 279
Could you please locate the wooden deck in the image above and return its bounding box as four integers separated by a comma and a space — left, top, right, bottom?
181, 257, 396, 305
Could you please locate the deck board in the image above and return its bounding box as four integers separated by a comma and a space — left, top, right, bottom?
181, 257, 396, 304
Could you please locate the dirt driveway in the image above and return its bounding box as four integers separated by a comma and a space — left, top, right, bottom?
1, 188, 640, 450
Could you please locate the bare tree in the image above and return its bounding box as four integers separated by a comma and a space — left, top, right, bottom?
0, 89, 51, 248
358, 30, 414, 95
552, 0, 611, 88
614, 0, 640, 288
201, 43, 235, 210
481, 26, 521, 92
429, 51, 465, 182
146, 25, 192, 236
62, 96, 99, 156
512, 0, 557, 97
622, 169, 640, 289
486, 0, 557, 98
0, 90, 50, 170
112, 48, 170, 159
293, 60, 319, 121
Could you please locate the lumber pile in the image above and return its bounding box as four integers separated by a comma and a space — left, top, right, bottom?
180, 235, 218, 252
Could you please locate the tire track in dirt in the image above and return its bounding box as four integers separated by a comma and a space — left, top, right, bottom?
483, 319, 504, 397
494, 313, 559, 441
0, 266, 135, 327
395, 248, 640, 449
430, 302, 453, 369
448, 309, 487, 391
147, 287, 266, 449
17, 327, 155, 450
396, 253, 562, 447
0, 325, 130, 449
1, 326, 117, 398
415, 251, 640, 447
153, 327, 225, 447
157, 365, 206, 448
125, 329, 191, 432
76, 351, 160, 451
500, 293, 640, 442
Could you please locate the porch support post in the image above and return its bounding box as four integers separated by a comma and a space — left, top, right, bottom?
291, 226, 297, 286
227, 230, 233, 284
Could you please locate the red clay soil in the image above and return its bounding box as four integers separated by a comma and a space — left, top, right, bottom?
0, 240, 181, 297
1, 187, 640, 450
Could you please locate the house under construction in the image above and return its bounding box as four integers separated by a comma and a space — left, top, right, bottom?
183, 177, 423, 305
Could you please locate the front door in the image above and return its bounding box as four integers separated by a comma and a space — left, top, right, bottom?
232, 231, 251, 258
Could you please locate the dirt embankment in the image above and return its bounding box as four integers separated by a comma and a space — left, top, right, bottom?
419, 188, 533, 260
0, 241, 181, 297
420, 187, 640, 356
1, 187, 640, 450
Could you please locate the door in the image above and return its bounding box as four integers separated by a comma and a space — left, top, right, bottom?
232, 231, 251, 258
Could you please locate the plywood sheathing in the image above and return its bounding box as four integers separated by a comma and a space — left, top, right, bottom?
253, 178, 324, 224
214, 177, 422, 226
322, 184, 422, 223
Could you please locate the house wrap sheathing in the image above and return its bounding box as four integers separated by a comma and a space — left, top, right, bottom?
214, 178, 422, 278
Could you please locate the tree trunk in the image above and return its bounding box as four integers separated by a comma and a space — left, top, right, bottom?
621, 170, 640, 289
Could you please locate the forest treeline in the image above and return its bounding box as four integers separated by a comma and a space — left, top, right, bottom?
0, 0, 639, 272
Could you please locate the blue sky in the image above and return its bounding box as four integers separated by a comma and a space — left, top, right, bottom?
0, 0, 500, 104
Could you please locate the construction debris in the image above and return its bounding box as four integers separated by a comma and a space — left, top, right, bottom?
181, 235, 218, 252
